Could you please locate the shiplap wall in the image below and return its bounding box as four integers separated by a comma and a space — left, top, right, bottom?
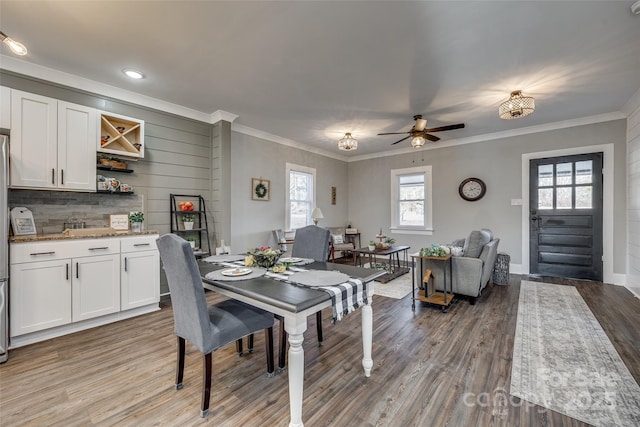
627, 92, 640, 295
1, 70, 216, 294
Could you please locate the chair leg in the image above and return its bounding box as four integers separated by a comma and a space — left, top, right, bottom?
316, 311, 323, 346
176, 336, 185, 390
278, 316, 286, 370
247, 333, 255, 353
201, 352, 212, 418
236, 338, 244, 356
265, 327, 275, 377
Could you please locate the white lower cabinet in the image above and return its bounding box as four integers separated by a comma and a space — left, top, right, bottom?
10, 235, 159, 342
121, 235, 160, 310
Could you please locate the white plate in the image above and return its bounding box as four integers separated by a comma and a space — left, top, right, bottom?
280, 257, 302, 263
220, 268, 252, 277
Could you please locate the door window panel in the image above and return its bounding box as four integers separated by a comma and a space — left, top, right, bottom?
538, 164, 553, 186
575, 186, 592, 209
538, 188, 553, 209
556, 162, 573, 185
576, 160, 593, 184
556, 187, 572, 209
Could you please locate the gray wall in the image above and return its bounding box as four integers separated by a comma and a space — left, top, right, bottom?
229, 131, 348, 252
627, 94, 640, 295
348, 120, 628, 276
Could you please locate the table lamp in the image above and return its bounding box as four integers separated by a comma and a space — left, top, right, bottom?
311, 207, 324, 225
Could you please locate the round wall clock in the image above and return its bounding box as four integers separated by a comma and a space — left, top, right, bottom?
458, 178, 486, 201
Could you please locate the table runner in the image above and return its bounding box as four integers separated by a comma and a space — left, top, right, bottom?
206, 260, 368, 322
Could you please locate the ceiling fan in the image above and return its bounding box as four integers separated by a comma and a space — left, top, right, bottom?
378, 115, 465, 146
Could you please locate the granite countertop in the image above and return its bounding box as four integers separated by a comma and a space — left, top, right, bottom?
10, 229, 160, 243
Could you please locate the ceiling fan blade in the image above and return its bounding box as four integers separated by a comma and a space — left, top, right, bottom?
391, 135, 411, 145
424, 123, 465, 133
378, 131, 410, 136
424, 133, 440, 142
414, 118, 427, 132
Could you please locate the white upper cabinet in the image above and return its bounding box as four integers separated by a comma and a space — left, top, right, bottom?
0, 86, 10, 129
9, 89, 96, 191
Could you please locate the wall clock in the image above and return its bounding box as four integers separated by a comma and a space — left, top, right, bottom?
458, 178, 486, 201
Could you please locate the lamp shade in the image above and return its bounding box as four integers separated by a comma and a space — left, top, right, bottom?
311, 207, 324, 225
499, 90, 535, 119
338, 132, 358, 151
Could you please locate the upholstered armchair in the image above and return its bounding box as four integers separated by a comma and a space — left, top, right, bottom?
327, 227, 355, 263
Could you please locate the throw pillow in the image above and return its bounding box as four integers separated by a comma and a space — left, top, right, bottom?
332, 234, 344, 244
463, 230, 489, 258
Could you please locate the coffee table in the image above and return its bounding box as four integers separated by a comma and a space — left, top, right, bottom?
352, 245, 411, 283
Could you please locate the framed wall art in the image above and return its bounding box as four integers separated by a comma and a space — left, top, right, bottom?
252, 178, 270, 201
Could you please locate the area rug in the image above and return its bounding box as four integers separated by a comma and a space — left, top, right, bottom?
511, 281, 640, 426
370, 268, 413, 300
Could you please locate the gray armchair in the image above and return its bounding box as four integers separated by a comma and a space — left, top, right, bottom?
418, 229, 500, 304
156, 234, 275, 418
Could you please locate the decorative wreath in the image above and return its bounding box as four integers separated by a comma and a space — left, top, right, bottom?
254, 182, 268, 199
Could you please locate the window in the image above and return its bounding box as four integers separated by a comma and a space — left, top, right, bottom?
390, 166, 433, 235
286, 163, 316, 230
537, 160, 593, 210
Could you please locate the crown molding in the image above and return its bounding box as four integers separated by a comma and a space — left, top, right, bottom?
210, 110, 238, 123
622, 87, 640, 116
0, 55, 213, 123
347, 111, 627, 162
231, 123, 348, 161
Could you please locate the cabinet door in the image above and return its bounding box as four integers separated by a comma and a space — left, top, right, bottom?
121, 250, 160, 310
10, 90, 58, 189
72, 254, 120, 321
0, 86, 10, 129
57, 101, 96, 191
10, 259, 72, 336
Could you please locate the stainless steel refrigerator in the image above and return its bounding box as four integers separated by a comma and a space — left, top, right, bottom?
1, 131, 8, 363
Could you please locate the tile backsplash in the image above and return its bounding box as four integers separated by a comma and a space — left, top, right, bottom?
8, 190, 143, 234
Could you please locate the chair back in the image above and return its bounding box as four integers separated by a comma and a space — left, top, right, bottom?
157, 234, 214, 353
291, 225, 330, 261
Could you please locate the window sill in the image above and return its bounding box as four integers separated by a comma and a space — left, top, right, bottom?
389, 227, 433, 236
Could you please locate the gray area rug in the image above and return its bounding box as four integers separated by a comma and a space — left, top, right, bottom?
511, 281, 640, 426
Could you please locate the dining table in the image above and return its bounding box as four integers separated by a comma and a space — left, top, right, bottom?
198, 258, 384, 427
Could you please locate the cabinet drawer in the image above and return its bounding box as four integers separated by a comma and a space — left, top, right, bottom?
10, 238, 120, 264
121, 235, 158, 253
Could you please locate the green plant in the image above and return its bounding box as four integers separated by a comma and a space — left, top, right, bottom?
186, 237, 197, 242
182, 214, 195, 222
384, 237, 396, 245
369, 240, 376, 246
129, 211, 144, 223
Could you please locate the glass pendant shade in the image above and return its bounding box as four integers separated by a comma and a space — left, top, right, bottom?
411, 136, 426, 148
338, 132, 358, 151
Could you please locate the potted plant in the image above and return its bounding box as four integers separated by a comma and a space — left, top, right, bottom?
186, 236, 197, 249
182, 214, 195, 230
129, 211, 144, 233
368, 240, 376, 251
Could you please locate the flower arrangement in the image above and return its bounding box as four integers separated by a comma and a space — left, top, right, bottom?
420, 244, 451, 257
245, 246, 282, 268
181, 214, 195, 223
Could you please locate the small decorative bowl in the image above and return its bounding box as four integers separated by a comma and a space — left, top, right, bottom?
252, 252, 281, 268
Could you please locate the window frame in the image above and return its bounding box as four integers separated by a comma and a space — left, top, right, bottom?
390, 165, 433, 235
285, 163, 316, 231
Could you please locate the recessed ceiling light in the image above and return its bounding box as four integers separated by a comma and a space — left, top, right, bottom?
122, 69, 144, 79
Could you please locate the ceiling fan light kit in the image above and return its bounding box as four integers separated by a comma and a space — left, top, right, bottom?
499, 90, 535, 119
378, 114, 465, 147
338, 132, 358, 151
411, 136, 426, 148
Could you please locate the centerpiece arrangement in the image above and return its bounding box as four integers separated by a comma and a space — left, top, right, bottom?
245, 246, 282, 268
420, 244, 451, 257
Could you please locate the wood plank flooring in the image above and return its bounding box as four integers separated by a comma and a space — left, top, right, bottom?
1, 275, 639, 426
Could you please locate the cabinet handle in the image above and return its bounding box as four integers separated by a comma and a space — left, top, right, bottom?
89, 247, 109, 251
124, 257, 127, 272
76, 262, 79, 279
133, 243, 150, 247
51, 168, 55, 185
30, 251, 55, 256
61, 169, 64, 185
66, 263, 69, 281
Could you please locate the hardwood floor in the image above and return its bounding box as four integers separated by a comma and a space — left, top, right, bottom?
1, 275, 639, 426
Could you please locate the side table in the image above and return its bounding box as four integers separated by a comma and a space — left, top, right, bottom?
410, 253, 454, 312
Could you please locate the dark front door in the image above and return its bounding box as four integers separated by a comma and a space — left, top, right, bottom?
529, 153, 603, 281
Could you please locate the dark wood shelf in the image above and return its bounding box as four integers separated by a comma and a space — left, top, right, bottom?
97, 165, 134, 173
96, 190, 135, 195
174, 227, 207, 232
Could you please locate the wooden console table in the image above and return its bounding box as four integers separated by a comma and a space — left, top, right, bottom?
410, 253, 454, 312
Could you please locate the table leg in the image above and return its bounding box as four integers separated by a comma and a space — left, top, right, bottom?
361, 290, 374, 377
411, 258, 416, 311
285, 315, 308, 427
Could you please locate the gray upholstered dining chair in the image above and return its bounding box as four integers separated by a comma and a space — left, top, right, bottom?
156, 233, 275, 418
275, 225, 331, 367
